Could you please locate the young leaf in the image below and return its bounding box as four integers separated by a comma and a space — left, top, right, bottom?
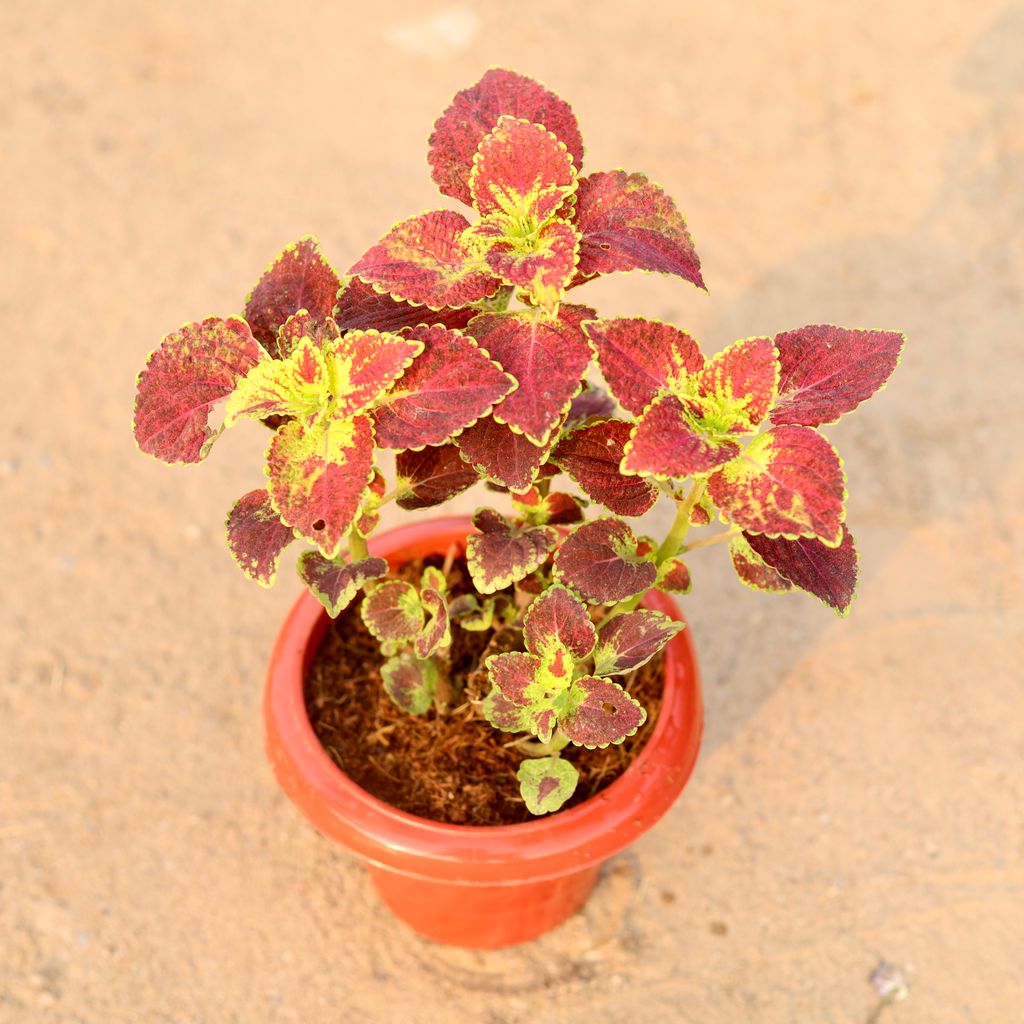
707, 425, 845, 545
381, 652, 438, 715
592, 609, 683, 676
573, 170, 704, 289
512, 488, 585, 526
133, 316, 264, 464
551, 418, 659, 516
297, 551, 388, 617
224, 336, 326, 425
771, 326, 905, 428
467, 305, 594, 445
482, 651, 544, 734
745, 526, 859, 615
415, 567, 451, 659
622, 395, 740, 478
225, 488, 295, 587
371, 324, 515, 450
466, 508, 558, 594
361, 581, 424, 644
245, 237, 341, 358
553, 518, 657, 603
276, 310, 342, 358
657, 559, 692, 594
349, 210, 501, 310
517, 756, 579, 815
395, 443, 479, 510
694, 335, 779, 434
456, 413, 559, 491
354, 470, 386, 537
562, 676, 646, 748
265, 414, 376, 557
729, 534, 793, 594
449, 593, 510, 631
332, 275, 475, 334
324, 330, 424, 419
523, 584, 597, 660
469, 116, 577, 223
428, 69, 584, 207
565, 384, 617, 428
584, 318, 704, 415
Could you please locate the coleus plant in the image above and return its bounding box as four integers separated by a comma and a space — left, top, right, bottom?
133, 69, 903, 816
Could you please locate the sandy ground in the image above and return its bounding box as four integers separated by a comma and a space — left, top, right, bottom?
2, 1, 1022, 1021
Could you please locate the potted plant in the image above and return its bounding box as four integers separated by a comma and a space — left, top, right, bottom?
132, 69, 903, 948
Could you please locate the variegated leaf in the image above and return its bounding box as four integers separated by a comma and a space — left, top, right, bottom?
324, 330, 424, 419
553, 518, 657, 603
523, 584, 597, 661
729, 533, 793, 594
707, 426, 845, 545
276, 310, 341, 358
482, 651, 543, 733
355, 470, 386, 537
467, 305, 594, 445
511, 488, 584, 526
349, 210, 501, 310
372, 324, 515, 449
466, 508, 558, 594
456, 414, 558, 492
573, 170, 704, 288
448, 593, 510, 632
395, 443, 479, 510
332, 275, 475, 334
622, 395, 739, 478
584, 317, 704, 415
771, 326, 905, 427
592, 609, 683, 676
552, 418, 659, 516
265, 414, 376, 557
225, 336, 326, 425
562, 676, 646, 748
428, 69, 584, 207
657, 559, 692, 594
693, 335, 779, 434
133, 316, 264, 464
245, 237, 340, 358
361, 581, 424, 644
381, 652, 437, 715
297, 551, 388, 617
746, 526, 859, 615
517, 756, 579, 815
565, 384, 616, 428
415, 566, 450, 658
225, 488, 295, 587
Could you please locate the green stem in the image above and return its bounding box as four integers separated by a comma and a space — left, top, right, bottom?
656, 478, 707, 563
347, 527, 369, 561
682, 528, 740, 554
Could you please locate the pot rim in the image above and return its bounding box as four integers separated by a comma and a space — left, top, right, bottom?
264, 516, 704, 884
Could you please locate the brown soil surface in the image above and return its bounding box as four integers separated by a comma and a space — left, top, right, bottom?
4, 3, 1023, 1022
305, 558, 664, 825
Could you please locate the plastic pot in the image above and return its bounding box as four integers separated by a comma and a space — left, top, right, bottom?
264, 517, 703, 949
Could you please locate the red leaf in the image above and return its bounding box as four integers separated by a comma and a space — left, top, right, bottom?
467, 305, 594, 445
456, 415, 558, 492
297, 552, 388, 617
562, 676, 646, 748
266, 414, 376, 557
349, 210, 501, 309
657, 559, 692, 594
355, 469, 386, 537
729, 534, 793, 595
486, 651, 542, 708
245, 237, 341, 358
573, 170, 704, 289
428, 69, 584, 207
771, 325, 905, 427
466, 508, 558, 593
277, 310, 341, 358
396, 443, 479, 510
361, 581, 423, 643
512, 488, 584, 526
746, 526, 859, 615
327, 330, 424, 419
694, 335, 778, 433
592, 609, 683, 676
584, 317, 704, 415
707, 425, 845, 544
552, 418, 659, 516
224, 488, 295, 587
553, 518, 657, 603
523, 584, 597, 660
622, 395, 740, 478
565, 384, 616, 427
134, 316, 264, 464
333, 276, 475, 334
415, 570, 451, 659
372, 324, 515, 449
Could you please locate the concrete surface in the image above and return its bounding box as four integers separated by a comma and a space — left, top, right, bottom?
2, 1, 1022, 1021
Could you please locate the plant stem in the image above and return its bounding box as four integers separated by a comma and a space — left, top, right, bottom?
655, 478, 707, 563
348, 527, 369, 561
682, 528, 740, 554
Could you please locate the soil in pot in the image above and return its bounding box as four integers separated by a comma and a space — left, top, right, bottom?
305, 554, 665, 826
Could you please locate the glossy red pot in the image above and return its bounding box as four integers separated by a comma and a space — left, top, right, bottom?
264, 517, 703, 948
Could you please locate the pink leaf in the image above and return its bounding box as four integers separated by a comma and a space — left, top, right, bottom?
333, 276, 475, 334
456, 415, 558, 492
224, 488, 295, 587
396, 443, 479, 510
372, 324, 515, 449
584, 317, 704, 415
771, 325, 905, 427
134, 316, 264, 464
694, 335, 779, 433
553, 518, 657, 603
326, 330, 424, 419
297, 552, 388, 617
729, 534, 793, 595
523, 584, 597, 660
565, 384, 616, 427
573, 170, 704, 288
552, 418, 659, 516
467, 305, 594, 445
592, 609, 683, 676
562, 676, 646, 748
428, 69, 584, 207
245, 237, 341, 358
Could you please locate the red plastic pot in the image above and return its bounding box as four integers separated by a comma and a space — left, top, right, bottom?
264, 517, 703, 948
